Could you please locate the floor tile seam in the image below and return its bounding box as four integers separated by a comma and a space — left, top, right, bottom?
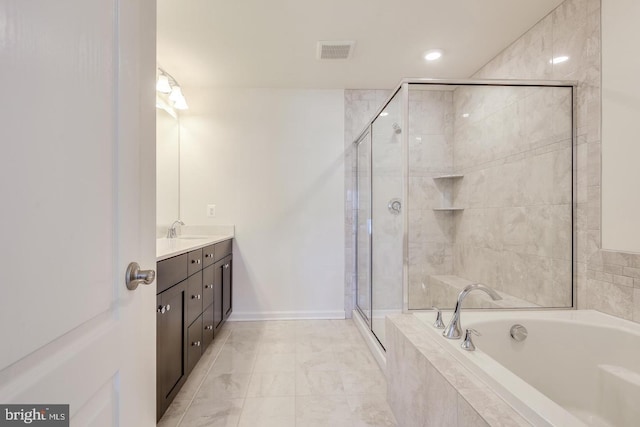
175, 328, 233, 427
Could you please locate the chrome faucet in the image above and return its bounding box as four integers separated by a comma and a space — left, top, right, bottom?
167, 220, 184, 239
443, 283, 502, 339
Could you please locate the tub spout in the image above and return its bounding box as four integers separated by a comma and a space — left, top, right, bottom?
443, 283, 502, 339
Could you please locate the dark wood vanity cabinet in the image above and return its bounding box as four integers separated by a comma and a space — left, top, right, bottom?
156, 239, 233, 421
156, 276, 187, 420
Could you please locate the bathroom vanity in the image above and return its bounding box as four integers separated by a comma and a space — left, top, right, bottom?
155, 235, 233, 420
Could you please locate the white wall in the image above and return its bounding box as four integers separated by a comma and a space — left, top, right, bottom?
179, 89, 345, 319
602, 0, 640, 253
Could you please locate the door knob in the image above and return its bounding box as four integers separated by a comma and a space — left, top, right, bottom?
126, 262, 156, 290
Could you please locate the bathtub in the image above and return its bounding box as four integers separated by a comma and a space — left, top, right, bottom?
414, 310, 640, 427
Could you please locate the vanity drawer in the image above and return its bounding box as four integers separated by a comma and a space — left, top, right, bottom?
202, 244, 216, 268
157, 253, 188, 294
187, 248, 203, 276
186, 271, 203, 326
215, 239, 232, 261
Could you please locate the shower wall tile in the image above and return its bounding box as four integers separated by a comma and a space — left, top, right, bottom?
448, 0, 602, 309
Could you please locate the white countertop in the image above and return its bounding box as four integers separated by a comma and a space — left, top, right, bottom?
156, 234, 234, 261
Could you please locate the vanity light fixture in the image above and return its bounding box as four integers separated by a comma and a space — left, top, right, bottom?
461, 113, 470, 118
156, 67, 189, 111
550, 56, 569, 64
424, 49, 443, 61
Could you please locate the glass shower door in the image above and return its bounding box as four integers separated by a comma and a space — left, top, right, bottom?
355, 130, 372, 322
371, 93, 404, 347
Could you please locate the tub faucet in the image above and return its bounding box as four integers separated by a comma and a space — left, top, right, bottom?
443, 283, 502, 339
167, 220, 184, 239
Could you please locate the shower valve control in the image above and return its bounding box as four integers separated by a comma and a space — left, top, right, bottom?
388, 198, 402, 215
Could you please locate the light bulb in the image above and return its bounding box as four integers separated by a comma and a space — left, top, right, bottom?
424, 49, 443, 61
174, 96, 188, 110
169, 86, 183, 102
156, 74, 171, 93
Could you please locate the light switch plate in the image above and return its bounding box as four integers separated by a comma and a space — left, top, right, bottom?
207, 204, 216, 218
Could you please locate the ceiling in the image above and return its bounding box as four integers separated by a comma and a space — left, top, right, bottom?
157, 0, 564, 90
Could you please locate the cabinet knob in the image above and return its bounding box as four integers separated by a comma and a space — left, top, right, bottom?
192, 294, 201, 300
157, 305, 166, 314
166, 304, 171, 312
205, 284, 212, 289
205, 325, 213, 330
224, 264, 230, 269
192, 341, 201, 347
191, 259, 201, 264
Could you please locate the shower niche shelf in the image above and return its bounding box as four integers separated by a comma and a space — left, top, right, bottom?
432, 174, 464, 180
433, 173, 464, 211
433, 207, 465, 212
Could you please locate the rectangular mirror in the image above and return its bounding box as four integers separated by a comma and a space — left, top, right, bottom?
156, 104, 180, 234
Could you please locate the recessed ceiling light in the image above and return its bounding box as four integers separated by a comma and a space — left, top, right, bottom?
424, 49, 443, 61
550, 56, 569, 64
379, 112, 389, 117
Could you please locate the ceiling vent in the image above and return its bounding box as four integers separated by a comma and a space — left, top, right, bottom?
317, 40, 355, 60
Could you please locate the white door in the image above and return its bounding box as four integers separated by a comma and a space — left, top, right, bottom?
0, 1, 156, 426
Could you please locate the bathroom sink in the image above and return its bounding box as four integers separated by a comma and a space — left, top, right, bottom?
175, 236, 209, 240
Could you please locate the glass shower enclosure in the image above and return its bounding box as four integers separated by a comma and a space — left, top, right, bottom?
354, 80, 576, 349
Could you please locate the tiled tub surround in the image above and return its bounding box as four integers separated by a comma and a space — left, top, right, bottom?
158, 319, 397, 427
386, 314, 530, 427
389, 310, 640, 427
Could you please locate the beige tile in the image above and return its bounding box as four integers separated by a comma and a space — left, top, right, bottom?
253, 353, 296, 373
157, 398, 190, 427
296, 369, 345, 396
246, 372, 295, 397
238, 396, 295, 427
296, 351, 339, 371
257, 340, 297, 354
334, 349, 379, 371
296, 394, 354, 427
456, 395, 490, 427
340, 369, 387, 395
179, 398, 243, 427
197, 372, 251, 399
209, 349, 256, 374
346, 394, 398, 427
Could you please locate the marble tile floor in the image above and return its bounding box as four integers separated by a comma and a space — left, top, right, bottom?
158, 319, 398, 427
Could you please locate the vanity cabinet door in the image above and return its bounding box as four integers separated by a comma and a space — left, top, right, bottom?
186, 271, 203, 326
202, 304, 214, 348
202, 264, 214, 309
187, 315, 203, 374
156, 280, 187, 420
223, 255, 233, 320
213, 259, 224, 334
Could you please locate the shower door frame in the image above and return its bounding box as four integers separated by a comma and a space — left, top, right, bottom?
355, 127, 372, 327
353, 78, 578, 318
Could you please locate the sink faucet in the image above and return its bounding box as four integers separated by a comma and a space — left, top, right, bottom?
443, 283, 502, 339
167, 220, 185, 239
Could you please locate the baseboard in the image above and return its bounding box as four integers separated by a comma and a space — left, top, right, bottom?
227, 310, 346, 321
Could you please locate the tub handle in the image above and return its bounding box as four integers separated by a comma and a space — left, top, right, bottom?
432, 306, 445, 329
461, 328, 481, 351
